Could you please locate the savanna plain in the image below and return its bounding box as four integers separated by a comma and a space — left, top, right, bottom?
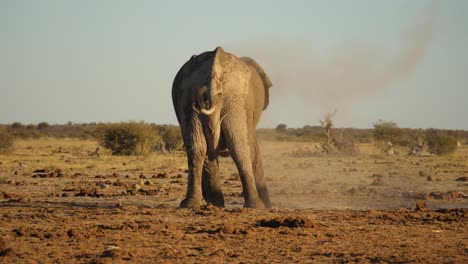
0, 138, 467, 263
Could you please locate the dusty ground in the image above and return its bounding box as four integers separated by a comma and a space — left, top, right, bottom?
0, 138, 467, 263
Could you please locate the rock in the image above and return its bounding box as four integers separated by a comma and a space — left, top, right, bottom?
258, 217, 315, 228
67, 229, 83, 239
13, 227, 28, 237
99, 183, 109, 189
427, 191, 468, 201
456, 176, 468, 182
156, 173, 167, 179
0, 237, 15, 257
220, 224, 237, 234
415, 200, 427, 211
371, 178, 384, 186
75, 188, 101, 198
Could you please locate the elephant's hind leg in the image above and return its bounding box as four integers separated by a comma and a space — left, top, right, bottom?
180, 116, 206, 208
223, 122, 264, 208
202, 158, 225, 207
252, 140, 271, 208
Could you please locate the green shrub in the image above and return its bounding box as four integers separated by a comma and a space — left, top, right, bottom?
160, 126, 183, 151
276, 123, 287, 133
94, 122, 160, 155
425, 129, 457, 155
37, 122, 50, 130
373, 120, 411, 146
0, 127, 14, 154
9, 122, 24, 130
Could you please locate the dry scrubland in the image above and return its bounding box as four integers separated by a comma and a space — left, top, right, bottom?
0, 138, 467, 263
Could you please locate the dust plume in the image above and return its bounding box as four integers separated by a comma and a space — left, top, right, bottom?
226, 1, 438, 126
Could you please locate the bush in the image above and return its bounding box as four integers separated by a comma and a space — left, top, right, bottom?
0, 127, 14, 154
425, 129, 457, 155
10, 122, 24, 130
94, 122, 160, 155
37, 122, 50, 130
373, 120, 411, 146
160, 126, 183, 151
276, 123, 287, 133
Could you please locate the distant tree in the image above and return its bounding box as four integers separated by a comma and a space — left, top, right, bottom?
276, 123, 287, 133
10, 122, 23, 130
319, 111, 358, 155
25, 124, 36, 130
161, 126, 183, 152
37, 122, 50, 130
94, 122, 161, 155
425, 129, 457, 155
373, 120, 411, 146
0, 127, 14, 154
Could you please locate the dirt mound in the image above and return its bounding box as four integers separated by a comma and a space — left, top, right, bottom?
378, 208, 468, 223
257, 217, 315, 228
0, 237, 15, 257
75, 188, 101, 198
427, 191, 467, 201
456, 176, 468, 182
218, 224, 248, 235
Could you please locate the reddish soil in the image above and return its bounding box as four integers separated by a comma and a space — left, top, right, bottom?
0, 201, 466, 263
0, 140, 467, 263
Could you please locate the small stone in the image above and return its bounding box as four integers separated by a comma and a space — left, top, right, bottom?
219, 224, 237, 234
99, 183, 109, 189
456, 176, 468, 182
371, 178, 384, 186
415, 200, 427, 211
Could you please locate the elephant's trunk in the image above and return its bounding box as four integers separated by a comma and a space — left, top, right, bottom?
197, 86, 216, 116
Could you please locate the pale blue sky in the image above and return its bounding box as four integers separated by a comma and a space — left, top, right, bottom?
1, 0, 467, 129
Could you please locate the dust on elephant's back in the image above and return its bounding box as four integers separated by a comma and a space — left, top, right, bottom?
171, 46, 273, 209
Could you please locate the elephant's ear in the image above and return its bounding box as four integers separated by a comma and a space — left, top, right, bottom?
240, 57, 272, 110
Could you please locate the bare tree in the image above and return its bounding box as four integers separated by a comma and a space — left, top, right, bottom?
319, 111, 358, 155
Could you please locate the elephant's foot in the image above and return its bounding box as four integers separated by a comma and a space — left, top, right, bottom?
243, 198, 265, 209
205, 191, 225, 208
179, 197, 201, 208
258, 187, 272, 208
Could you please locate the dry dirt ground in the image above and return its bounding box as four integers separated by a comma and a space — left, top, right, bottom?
0, 138, 467, 263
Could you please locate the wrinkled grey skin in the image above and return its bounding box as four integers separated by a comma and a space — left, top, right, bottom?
172, 47, 272, 209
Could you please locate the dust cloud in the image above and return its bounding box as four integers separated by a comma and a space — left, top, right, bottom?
259, 140, 467, 210
227, 1, 438, 125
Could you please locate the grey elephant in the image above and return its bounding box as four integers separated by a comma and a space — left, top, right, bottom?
172, 47, 272, 209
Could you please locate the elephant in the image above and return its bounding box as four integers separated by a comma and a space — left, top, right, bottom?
171, 47, 272, 209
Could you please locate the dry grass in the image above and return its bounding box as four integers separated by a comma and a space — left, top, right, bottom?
0, 138, 466, 209
1, 138, 466, 263
1, 138, 186, 175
